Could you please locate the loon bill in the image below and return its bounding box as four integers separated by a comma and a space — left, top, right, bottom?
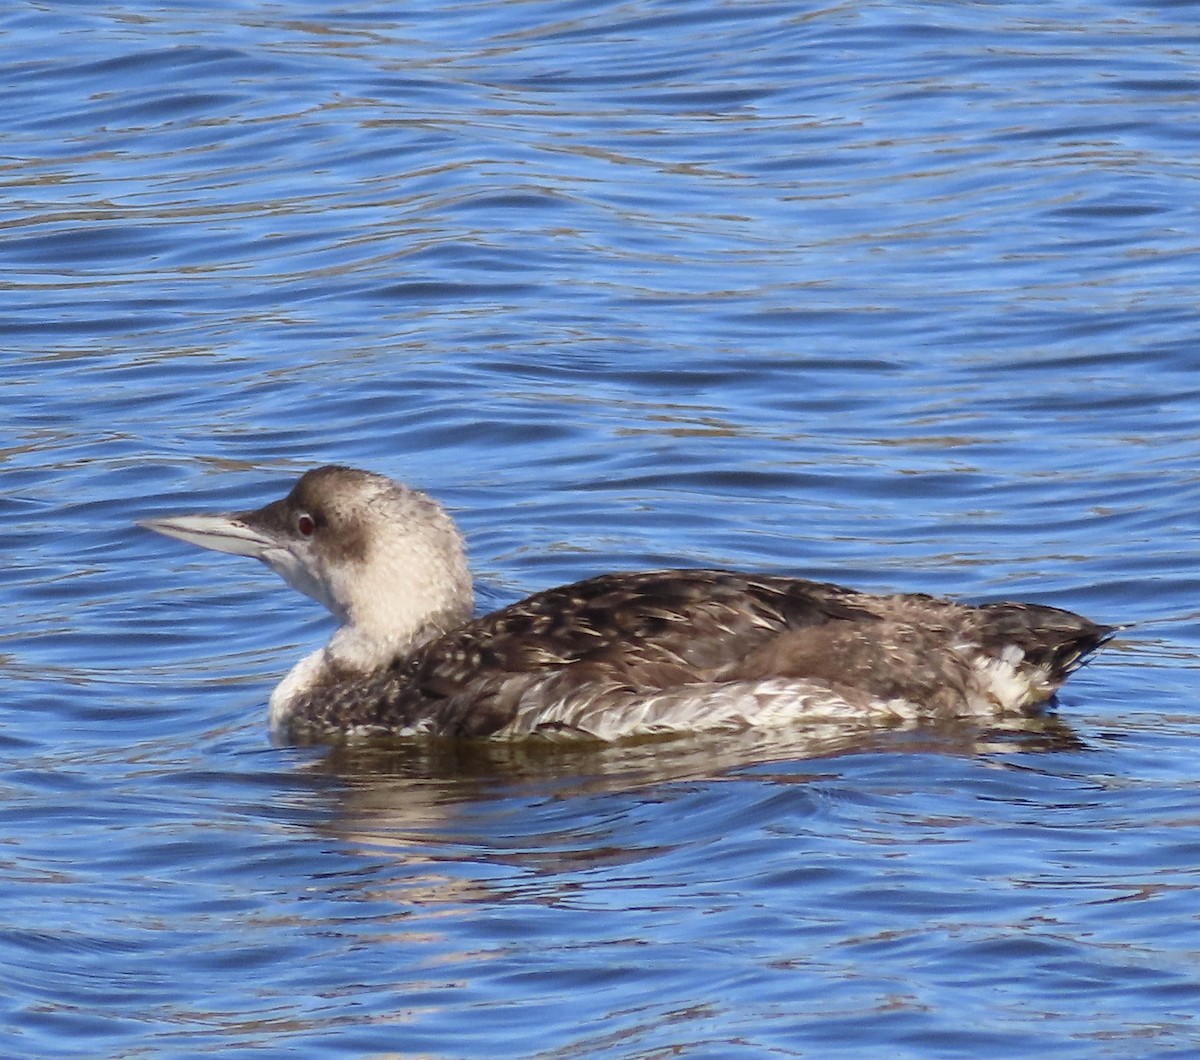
140, 465, 1114, 743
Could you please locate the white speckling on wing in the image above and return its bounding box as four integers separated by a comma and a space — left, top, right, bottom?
968, 644, 1053, 714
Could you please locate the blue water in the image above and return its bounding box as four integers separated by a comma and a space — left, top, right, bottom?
4, 0, 1200, 1055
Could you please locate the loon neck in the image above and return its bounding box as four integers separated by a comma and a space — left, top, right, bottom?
266, 600, 472, 734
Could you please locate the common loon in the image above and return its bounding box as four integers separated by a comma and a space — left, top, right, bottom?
140, 465, 1114, 743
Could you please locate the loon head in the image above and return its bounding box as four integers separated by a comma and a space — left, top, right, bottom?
140, 465, 474, 660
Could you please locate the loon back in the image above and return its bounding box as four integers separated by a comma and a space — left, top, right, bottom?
140, 466, 1115, 743
274, 571, 1112, 742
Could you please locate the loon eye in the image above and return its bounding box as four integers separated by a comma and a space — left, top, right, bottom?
296, 513, 316, 538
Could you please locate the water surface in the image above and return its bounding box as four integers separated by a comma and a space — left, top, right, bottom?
3, 1, 1200, 1056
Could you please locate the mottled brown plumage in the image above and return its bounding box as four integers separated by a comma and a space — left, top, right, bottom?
140, 466, 1114, 743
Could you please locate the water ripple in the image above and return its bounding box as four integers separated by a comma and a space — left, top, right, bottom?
2, 0, 1200, 1055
